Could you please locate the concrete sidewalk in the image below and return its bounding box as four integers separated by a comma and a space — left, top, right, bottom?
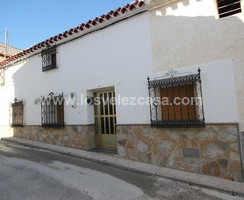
2, 137, 244, 197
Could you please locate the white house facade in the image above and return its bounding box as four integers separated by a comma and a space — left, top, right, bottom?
0, 0, 243, 181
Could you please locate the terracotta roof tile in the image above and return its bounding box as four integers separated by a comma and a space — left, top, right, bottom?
112, 11, 119, 17
68, 29, 74, 35
121, 7, 128, 14
125, 4, 130, 8
73, 27, 79, 33
58, 34, 63, 40
129, 4, 136, 10
105, 14, 112, 20
79, 25, 84, 31
85, 23, 90, 29
0, 0, 145, 67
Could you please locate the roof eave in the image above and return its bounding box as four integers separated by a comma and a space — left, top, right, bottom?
0, 0, 147, 69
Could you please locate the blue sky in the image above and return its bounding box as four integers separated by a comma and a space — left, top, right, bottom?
1, 0, 131, 50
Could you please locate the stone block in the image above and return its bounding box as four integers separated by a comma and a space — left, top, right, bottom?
202, 144, 225, 159
158, 141, 173, 153
136, 140, 149, 154
218, 159, 228, 169
202, 161, 221, 177
230, 152, 241, 161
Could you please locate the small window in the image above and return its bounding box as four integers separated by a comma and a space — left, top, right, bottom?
41, 92, 64, 127
148, 68, 205, 128
217, 0, 242, 18
11, 98, 24, 127
41, 46, 57, 71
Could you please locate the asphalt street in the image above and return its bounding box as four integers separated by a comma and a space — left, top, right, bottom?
0, 141, 243, 200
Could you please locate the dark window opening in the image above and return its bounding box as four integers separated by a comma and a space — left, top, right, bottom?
147, 68, 205, 128
42, 46, 57, 71
41, 92, 64, 127
217, 0, 242, 18
11, 98, 24, 127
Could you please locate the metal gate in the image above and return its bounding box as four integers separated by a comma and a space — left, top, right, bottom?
94, 90, 117, 149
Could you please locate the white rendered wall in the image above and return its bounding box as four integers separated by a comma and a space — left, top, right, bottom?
0, 65, 22, 125
149, 60, 238, 124
0, 65, 23, 138
1, 13, 152, 126
149, 0, 244, 130
1, 2, 242, 128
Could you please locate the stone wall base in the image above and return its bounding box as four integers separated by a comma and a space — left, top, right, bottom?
13, 125, 95, 150
117, 124, 243, 181
1, 124, 243, 181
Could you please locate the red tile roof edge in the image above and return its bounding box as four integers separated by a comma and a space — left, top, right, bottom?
0, 0, 146, 68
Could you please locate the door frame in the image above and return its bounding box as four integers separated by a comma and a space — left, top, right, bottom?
93, 88, 117, 149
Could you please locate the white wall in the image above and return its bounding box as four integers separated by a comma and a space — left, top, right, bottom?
1, 0, 243, 129
0, 65, 22, 126
150, 60, 238, 123
0, 12, 152, 126
149, 0, 244, 129
0, 65, 23, 138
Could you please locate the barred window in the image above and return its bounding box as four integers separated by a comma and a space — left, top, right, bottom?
217, 0, 242, 18
11, 98, 24, 127
41, 46, 57, 71
148, 68, 205, 128
41, 93, 64, 127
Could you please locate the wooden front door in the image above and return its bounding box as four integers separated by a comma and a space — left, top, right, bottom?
94, 90, 117, 149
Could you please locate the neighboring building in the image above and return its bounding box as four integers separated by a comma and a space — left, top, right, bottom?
0, 43, 21, 62
0, 0, 243, 181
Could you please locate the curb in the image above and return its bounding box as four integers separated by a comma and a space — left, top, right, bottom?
1, 137, 244, 197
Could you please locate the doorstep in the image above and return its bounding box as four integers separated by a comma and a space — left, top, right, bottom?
88, 148, 118, 155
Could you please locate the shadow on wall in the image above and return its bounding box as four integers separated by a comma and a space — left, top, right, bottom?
11, 14, 244, 123
8, 4, 244, 180
149, 15, 244, 71
10, 6, 244, 137
148, 0, 244, 134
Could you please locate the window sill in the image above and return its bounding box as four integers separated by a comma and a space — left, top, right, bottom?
42, 124, 64, 128
151, 120, 205, 128
11, 124, 24, 127
42, 65, 57, 72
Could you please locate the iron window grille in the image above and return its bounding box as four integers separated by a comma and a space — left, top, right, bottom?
147, 68, 205, 128
41, 46, 57, 71
11, 98, 24, 127
41, 92, 64, 127
217, 0, 242, 18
